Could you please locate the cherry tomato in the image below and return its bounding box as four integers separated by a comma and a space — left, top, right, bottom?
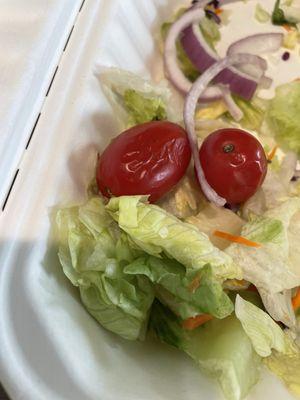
97, 121, 191, 202
199, 128, 267, 204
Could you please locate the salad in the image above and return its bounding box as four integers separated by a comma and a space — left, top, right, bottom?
55, 1, 300, 399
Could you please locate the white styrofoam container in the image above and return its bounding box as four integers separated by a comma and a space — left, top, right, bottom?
0, 0, 299, 399
0, 0, 83, 208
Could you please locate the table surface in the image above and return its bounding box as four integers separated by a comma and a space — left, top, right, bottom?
0, 384, 9, 400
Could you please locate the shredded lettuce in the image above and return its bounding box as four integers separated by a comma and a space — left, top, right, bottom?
56, 194, 239, 340
200, 14, 221, 49
264, 332, 300, 397
195, 118, 235, 140
187, 203, 245, 250
226, 96, 266, 131
227, 198, 300, 294
283, 29, 299, 49
243, 152, 298, 217
195, 100, 228, 121
123, 89, 167, 125
268, 81, 300, 155
150, 300, 261, 400
107, 195, 241, 281
56, 197, 154, 340
235, 295, 289, 357
157, 173, 205, 220
228, 198, 300, 328
255, 4, 270, 23
125, 258, 234, 319
97, 67, 178, 129
258, 289, 296, 329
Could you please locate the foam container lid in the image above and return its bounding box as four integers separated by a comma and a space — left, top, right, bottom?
0, 0, 299, 399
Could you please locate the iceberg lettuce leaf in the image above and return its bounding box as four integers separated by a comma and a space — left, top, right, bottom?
255, 3, 270, 23
226, 96, 266, 131
268, 82, 300, 154
107, 196, 241, 281
226, 198, 300, 294
150, 300, 261, 400
235, 295, 289, 357
264, 332, 300, 397
97, 67, 179, 128
123, 89, 167, 125
125, 257, 234, 319
56, 197, 154, 340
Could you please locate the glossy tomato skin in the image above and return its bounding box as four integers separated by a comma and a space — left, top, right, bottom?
97, 121, 191, 202
199, 128, 267, 204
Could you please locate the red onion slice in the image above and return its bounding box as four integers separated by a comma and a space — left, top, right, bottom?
259, 75, 272, 89
227, 33, 283, 56
165, 2, 278, 102
164, 7, 224, 101
184, 53, 266, 207
227, 33, 283, 81
219, 85, 243, 121
164, 1, 265, 101
180, 24, 263, 100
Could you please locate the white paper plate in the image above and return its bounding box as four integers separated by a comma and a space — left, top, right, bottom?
0, 0, 298, 399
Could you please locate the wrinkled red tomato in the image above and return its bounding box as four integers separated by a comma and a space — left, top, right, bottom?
199, 128, 267, 204
97, 121, 191, 202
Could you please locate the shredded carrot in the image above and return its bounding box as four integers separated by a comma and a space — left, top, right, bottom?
292, 287, 300, 311
267, 145, 278, 162
283, 24, 293, 32
215, 8, 223, 15
183, 314, 213, 330
213, 230, 261, 248
188, 275, 201, 293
